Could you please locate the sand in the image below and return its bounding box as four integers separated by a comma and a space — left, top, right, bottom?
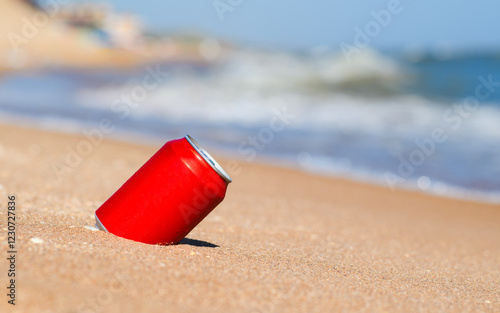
0, 123, 499, 313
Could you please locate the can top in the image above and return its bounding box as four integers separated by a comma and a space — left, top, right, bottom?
185, 135, 232, 184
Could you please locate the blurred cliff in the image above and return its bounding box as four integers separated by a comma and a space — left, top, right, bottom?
0, 0, 216, 73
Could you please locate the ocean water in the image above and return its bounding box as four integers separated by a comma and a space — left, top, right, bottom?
0, 48, 499, 203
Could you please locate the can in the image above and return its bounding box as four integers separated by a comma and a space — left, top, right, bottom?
94, 135, 232, 245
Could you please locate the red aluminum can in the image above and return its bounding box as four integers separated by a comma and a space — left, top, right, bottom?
94, 135, 231, 245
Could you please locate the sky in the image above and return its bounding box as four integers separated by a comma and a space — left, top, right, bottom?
67, 0, 500, 52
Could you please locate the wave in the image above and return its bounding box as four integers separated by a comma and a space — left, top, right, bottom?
212, 48, 411, 96
0, 47, 499, 203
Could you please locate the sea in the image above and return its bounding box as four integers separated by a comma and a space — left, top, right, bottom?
1, 48, 499, 203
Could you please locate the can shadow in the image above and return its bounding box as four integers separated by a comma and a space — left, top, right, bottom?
178, 237, 219, 248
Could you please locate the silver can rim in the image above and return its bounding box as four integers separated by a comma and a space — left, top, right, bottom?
185, 135, 232, 184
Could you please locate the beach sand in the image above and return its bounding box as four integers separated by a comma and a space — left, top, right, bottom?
0, 123, 499, 313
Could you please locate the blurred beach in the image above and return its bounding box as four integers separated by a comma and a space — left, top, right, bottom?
1, 0, 499, 202
1, 1, 500, 312
1, 45, 500, 202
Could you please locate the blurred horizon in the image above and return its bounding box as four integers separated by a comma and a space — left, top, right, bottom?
59, 0, 500, 53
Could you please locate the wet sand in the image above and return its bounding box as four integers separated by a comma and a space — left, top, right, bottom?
0, 124, 499, 313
